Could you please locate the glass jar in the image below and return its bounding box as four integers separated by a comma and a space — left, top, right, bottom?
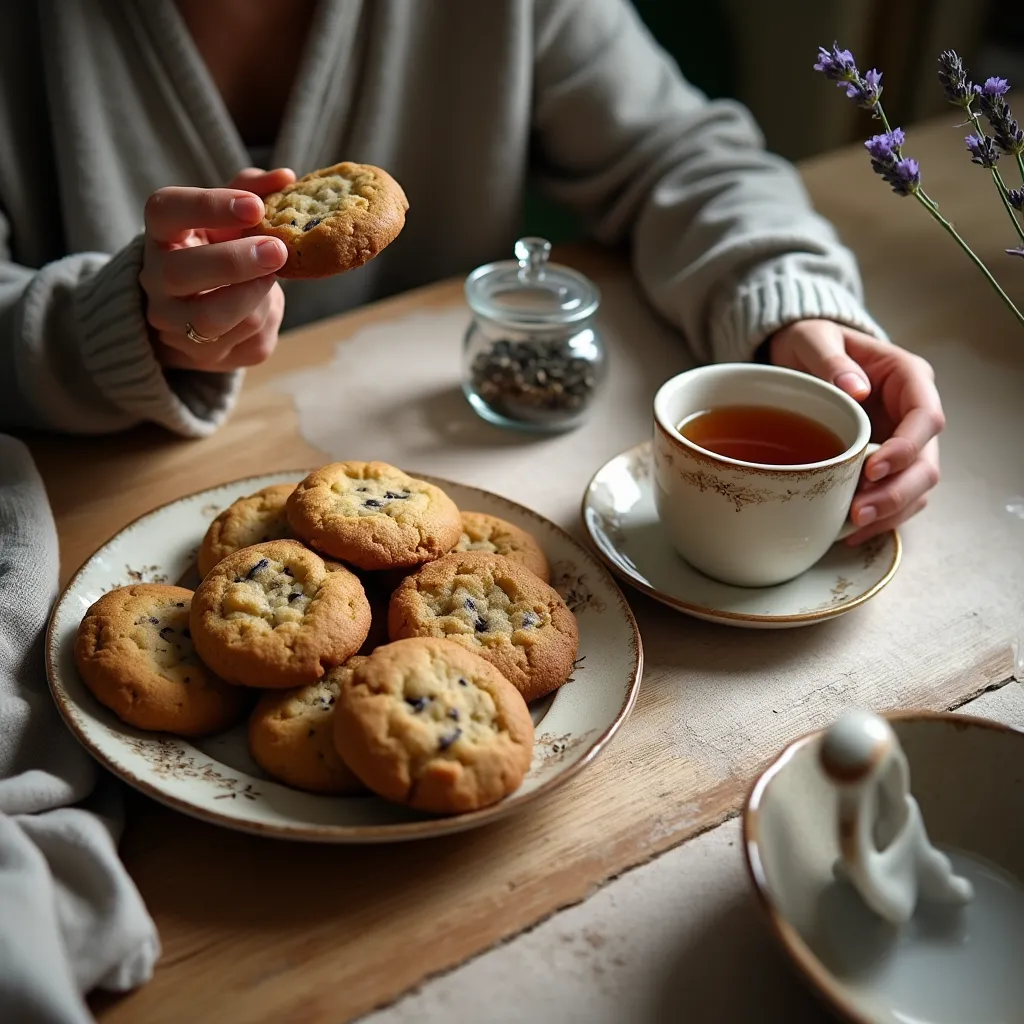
462, 237, 607, 433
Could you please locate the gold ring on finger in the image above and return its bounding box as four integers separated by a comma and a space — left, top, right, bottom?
185, 321, 219, 345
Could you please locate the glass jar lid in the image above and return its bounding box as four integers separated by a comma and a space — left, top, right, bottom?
464, 237, 601, 328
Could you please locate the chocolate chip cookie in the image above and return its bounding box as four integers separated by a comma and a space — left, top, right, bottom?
74, 584, 248, 736
388, 551, 579, 702
453, 511, 550, 583
334, 638, 534, 814
191, 540, 371, 689
286, 461, 462, 571
256, 162, 408, 278
197, 482, 296, 578
248, 658, 367, 795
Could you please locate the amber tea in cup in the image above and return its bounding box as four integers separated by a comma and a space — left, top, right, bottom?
678, 404, 846, 466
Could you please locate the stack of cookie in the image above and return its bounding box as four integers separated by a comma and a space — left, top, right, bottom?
74, 461, 580, 815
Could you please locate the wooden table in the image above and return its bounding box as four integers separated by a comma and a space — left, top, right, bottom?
27, 118, 1024, 1023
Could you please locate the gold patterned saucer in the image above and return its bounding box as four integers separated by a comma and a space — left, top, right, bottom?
582, 442, 901, 629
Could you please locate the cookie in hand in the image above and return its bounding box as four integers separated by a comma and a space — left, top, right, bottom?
256, 162, 408, 278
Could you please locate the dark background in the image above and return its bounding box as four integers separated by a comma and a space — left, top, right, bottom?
527, 0, 1016, 241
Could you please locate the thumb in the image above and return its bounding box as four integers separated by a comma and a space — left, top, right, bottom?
225, 166, 296, 194
780, 319, 871, 400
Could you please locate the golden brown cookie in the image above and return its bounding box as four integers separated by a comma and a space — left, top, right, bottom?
454, 511, 550, 583
335, 638, 534, 814
256, 162, 408, 278
197, 483, 296, 578
190, 540, 371, 689
388, 551, 579, 702
286, 461, 462, 571
74, 584, 248, 736
248, 658, 367, 795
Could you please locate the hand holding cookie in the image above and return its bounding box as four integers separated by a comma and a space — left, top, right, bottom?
141, 167, 294, 373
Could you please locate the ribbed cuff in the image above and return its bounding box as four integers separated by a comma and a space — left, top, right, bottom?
708, 266, 890, 364
74, 236, 241, 438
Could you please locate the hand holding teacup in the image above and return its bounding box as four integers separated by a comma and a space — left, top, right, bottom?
768, 320, 945, 545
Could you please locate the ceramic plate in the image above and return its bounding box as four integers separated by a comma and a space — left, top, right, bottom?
46, 472, 642, 843
582, 442, 901, 629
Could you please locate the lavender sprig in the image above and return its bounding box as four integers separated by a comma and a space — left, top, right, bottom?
814, 44, 882, 112
865, 131, 921, 196
1008, 188, 1024, 210
814, 44, 1024, 329
966, 133, 1000, 168
936, 52, 1024, 242
976, 78, 1024, 156
938, 50, 974, 108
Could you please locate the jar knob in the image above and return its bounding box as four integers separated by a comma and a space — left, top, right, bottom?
514, 236, 552, 284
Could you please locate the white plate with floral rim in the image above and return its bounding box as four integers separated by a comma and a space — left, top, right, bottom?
582, 442, 901, 629
46, 471, 642, 843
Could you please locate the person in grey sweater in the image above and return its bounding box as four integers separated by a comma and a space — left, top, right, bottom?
0, 1, 945, 1019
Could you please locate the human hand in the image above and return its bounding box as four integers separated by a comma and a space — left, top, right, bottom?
140, 167, 295, 372
768, 319, 945, 544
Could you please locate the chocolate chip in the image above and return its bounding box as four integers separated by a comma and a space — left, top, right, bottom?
290, 219, 297, 226
328, 696, 335, 705
474, 616, 488, 632
159, 626, 175, 639
439, 728, 462, 751
363, 498, 383, 509
458, 677, 469, 687
288, 591, 302, 602
383, 491, 409, 500
303, 218, 321, 231
521, 612, 538, 628
406, 696, 430, 712
175, 602, 185, 608
149, 617, 159, 624
246, 558, 270, 580
448, 708, 460, 721
464, 597, 476, 611
283, 567, 293, 577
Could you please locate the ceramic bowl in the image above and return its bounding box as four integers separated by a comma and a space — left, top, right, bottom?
744, 711, 1024, 1024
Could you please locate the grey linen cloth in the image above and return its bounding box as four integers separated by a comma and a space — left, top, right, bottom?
0, 435, 159, 1024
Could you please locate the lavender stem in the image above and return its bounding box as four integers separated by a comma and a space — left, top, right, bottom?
912, 191, 1024, 327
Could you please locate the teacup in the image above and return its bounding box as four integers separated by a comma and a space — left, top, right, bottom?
652, 364, 874, 588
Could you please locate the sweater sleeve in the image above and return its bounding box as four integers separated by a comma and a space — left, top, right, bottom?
0, 212, 241, 438
530, 0, 888, 362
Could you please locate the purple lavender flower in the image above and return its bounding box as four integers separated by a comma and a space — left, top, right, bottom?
966, 133, 1000, 167
975, 78, 1024, 155
981, 77, 1010, 98
843, 67, 883, 109
814, 43, 882, 111
865, 129, 905, 161
864, 130, 920, 196
814, 44, 858, 81
937, 50, 974, 107
1006, 248, 1024, 259
1007, 188, 1024, 210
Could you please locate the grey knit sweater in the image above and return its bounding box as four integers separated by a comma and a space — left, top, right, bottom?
0, 0, 884, 443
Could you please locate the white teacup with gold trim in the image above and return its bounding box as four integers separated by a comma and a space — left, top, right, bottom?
653, 364, 875, 588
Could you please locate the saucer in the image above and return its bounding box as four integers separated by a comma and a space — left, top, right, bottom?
581, 442, 901, 629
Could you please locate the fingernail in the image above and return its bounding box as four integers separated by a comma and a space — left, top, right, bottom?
231, 196, 263, 221
255, 239, 286, 268
836, 372, 869, 395
866, 460, 889, 481
856, 505, 877, 526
